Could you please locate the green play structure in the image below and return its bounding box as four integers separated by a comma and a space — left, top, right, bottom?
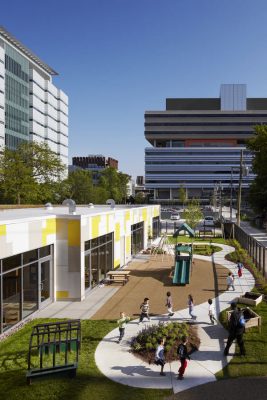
172, 223, 195, 285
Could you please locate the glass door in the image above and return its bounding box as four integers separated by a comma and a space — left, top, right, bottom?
39, 259, 51, 307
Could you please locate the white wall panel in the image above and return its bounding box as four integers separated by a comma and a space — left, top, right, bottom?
47, 104, 58, 120
30, 69, 46, 89
59, 134, 68, 147
30, 81, 45, 101
46, 127, 57, 142
58, 101, 68, 115
46, 81, 58, 97
58, 112, 68, 125
47, 116, 57, 131
31, 95, 45, 114
31, 108, 45, 125
58, 89, 68, 105
30, 120, 45, 138
58, 122, 68, 136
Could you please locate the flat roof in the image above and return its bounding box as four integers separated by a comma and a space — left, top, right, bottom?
0, 205, 156, 224
0, 26, 58, 76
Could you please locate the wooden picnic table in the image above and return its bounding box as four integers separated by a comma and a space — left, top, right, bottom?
106, 270, 130, 285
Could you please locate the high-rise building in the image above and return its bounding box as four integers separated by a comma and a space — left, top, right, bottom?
144, 84, 264, 204
0, 27, 68, 167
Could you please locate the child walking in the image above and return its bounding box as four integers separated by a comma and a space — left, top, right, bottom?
237, 260, 243, 278
117, 312, 130, 343
188, 294, 197, 320
226, 272, 235, 291
177, 336, 190, 380
208, 298, 217, 325
139, 297, 150, 323
155, 338, 166, 376
166, 291, 174, 317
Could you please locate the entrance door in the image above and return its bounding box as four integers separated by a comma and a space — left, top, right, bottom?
39, 259, 51, 307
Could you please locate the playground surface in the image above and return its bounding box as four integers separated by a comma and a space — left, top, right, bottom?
94, 243, 255, 394
92, 256, 228, 320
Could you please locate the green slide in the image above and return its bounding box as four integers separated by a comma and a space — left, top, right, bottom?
173, 259, 190, 285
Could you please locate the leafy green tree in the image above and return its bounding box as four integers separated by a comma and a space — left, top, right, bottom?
135, 192, 145, 204
66, 169, 94, 204
183, 199, 203, 230
0, 147, 37, 204
0, 142, 65, 204
117, 172, 131, 204
247, 125, 267, 216
99, 167, 121, 201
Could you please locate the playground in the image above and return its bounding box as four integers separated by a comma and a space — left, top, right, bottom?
92, 256, 228, 320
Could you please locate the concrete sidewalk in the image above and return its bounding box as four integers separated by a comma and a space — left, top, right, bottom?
94, 243, 255, 394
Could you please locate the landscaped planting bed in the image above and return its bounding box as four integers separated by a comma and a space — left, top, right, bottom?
131, 322, 200, 364
238, 292, 263, 307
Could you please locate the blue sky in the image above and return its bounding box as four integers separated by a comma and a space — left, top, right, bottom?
2, 0, 267, 178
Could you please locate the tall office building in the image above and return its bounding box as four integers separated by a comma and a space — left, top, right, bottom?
0, 27, 68, 167
144, 84, 265, 203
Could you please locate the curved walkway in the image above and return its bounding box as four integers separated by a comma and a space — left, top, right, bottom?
95, 243, 255, 394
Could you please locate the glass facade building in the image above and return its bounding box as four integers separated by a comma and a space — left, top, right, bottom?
0, 26, 68, 168
4, 44, 29, 149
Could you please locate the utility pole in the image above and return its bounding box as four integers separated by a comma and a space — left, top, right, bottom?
230, 167, 233, 221
237, 149, 243, 227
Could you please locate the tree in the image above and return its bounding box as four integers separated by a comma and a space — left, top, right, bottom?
135, 192, 145, 204
247, 125, 267, 216
0, 147, 37, 204
118, 172, 131, 204
0, 142, 65, 204
178, 185, 187, 208
66, 169, 94, 204
183, 199, 203, 230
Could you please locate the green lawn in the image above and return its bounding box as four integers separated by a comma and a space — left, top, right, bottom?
0, 319, 171, 400
167, 236, 227, 245
216, 300, 267, 379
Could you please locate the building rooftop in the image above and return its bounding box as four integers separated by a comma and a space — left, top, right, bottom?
0, 205, 151, 224
0, 26, 58, 76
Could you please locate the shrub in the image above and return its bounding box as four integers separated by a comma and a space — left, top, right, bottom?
130, 321, 200, 363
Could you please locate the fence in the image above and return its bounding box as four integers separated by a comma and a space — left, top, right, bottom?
224, 223, 267, 278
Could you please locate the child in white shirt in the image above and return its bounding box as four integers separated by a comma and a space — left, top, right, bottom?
208, 298, 217, 324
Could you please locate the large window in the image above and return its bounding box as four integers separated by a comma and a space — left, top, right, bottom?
131, 222, 144, 255
84, 233, 113, 291
0, 245, 52, 333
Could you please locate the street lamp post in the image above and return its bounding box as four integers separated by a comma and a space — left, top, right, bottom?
230, 167, 233, 221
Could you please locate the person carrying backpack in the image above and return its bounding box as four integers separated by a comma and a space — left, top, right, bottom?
155, 338, 166, 376
224, 302, 246, 356
177, 336, 190, 380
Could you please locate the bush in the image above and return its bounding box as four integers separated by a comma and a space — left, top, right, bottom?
130, 321, 200, 363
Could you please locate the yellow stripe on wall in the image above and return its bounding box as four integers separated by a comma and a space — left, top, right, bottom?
153, 207, 159, 217
56, 291, 69, 299
92, 216, 101, 239
115, 223, 120, 242
42, 218, 56, 246
126, 235, 131, 255
114, 258, 120, 268
0, 225, 6, 236
142, 208, 147, 222
124, 210, 130, 232
68, 220, 80, 246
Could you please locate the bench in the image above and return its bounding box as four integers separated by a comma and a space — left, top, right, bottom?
106, 270, 130, 286
106, 276, 128, 285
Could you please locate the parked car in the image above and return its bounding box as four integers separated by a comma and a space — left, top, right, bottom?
171, 213, 180, 221
203, 216, 215, 226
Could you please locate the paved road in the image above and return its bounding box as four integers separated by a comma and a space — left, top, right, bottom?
165, 377, 267, 400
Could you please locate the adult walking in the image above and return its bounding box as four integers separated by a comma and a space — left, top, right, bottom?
224, 302, 246, 356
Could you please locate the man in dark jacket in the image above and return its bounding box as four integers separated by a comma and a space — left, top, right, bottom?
224, 302, 246, 356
